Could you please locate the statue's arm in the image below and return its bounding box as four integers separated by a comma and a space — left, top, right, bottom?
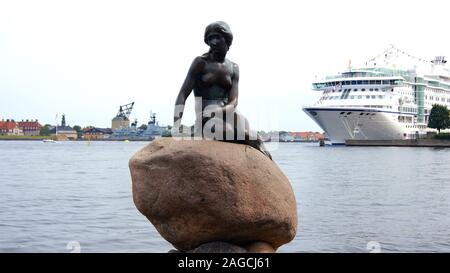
224, 63, 239, 112
174, 57, 202, 125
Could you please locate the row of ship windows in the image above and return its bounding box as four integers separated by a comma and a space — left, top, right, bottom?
339, 112, 376, 116
401, 89, 450, 96
425, 95, 450, 102
322, 97, 450, 108
380, 91, 450, 102
339, 105, 393, 109
339, 107, 423, 113
326, 88, 394, 93
425, 102, 450, 108
398, 116, 418, 124
400, 107, 417, 113
316, 79, 400, 88
322, 95, 386, 100
332, 92, 450, 103
426, 88, 450, 94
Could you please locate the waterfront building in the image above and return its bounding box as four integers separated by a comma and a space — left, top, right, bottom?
17, 120, 42, 136
0, 119, 23, 136
290, 132, 324, 141
112, 116, 130, 131
49, 114, 77, 140
83, 127, 113, 139
279, 132, 295, 142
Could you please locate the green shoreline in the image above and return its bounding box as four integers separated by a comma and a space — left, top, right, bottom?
0, 136, 151, 141
0, 136, 48, 141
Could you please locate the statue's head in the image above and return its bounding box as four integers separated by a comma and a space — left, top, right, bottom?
204, 21, 233, 50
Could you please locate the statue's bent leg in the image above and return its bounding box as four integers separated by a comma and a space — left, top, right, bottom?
230, 111, 273, 160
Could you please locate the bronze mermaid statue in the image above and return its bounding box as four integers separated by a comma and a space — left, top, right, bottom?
173, 21, 272, 160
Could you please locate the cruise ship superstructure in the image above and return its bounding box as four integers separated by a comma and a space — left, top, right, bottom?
303, 46, 450, 144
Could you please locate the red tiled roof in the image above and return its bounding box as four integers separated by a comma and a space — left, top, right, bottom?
314, 133, 325, 140
18, 121, 42, 129
290, 132, 313, 138
289, 131, 325, 140
0, 121, 19, 130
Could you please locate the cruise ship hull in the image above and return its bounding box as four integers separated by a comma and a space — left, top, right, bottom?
304, 48, 450, 143
303, 107, 410, 144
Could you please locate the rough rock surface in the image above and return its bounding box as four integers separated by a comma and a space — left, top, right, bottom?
244, 241, 276, 253
188, 241, 247, 253
129, 138, 297, 251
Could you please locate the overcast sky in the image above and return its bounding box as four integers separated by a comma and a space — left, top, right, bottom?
1, 0, 450, 131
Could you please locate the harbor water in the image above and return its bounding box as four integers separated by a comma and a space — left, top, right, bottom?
1, 140, 450, 252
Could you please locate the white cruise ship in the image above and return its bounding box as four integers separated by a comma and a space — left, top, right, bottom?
303, 46, 450, 144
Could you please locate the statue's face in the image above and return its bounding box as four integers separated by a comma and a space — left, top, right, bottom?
207, 31, 228, 54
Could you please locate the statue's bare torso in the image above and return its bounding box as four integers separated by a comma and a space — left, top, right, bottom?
193, 55, 236, 108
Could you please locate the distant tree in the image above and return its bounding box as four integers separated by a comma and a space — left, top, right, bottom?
40, 125, 51, 136
73, 125, 82, 138
138, 124, 148, 130
428, 104, 450, 133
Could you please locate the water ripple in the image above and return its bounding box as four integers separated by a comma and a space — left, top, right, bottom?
2, 141, 450, 252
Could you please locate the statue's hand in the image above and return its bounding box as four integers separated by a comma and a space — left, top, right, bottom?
203, 105, 223, 117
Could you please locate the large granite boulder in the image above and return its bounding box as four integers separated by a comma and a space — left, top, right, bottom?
129, 138, 297, 251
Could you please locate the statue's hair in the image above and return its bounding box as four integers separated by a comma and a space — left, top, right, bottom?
204, 21, 233, 47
